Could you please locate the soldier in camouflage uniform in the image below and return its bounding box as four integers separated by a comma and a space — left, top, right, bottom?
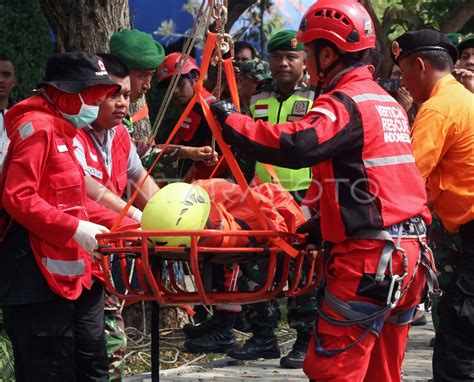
428, 214, 461, 331
237, 59, 274, 115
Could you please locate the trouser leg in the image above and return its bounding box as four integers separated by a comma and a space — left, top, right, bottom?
433, 223, 474, 382
3, 299, 75, 382
364, 322, 410, 381
75, 282, 108, 382
104, 292, 126, 382
303, 238, 426, 382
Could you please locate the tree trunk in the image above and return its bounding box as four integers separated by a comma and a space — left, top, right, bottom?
39, 0, 130, 52
439, 2, 474, 34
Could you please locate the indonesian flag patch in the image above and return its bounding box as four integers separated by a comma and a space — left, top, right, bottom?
254, 104, 268, 116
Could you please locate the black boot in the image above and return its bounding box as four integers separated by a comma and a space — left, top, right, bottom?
184, 311, 237, 353
182, 317, 214, 339
280, 329, 310, 369
227, 328, 280, 360
233, 309, 251, 333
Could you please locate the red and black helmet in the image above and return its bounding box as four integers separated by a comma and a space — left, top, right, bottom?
297, 0, 376, 52
157, 52, 200, 83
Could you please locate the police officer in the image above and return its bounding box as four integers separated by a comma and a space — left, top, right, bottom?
250, 30, 313, 201
210, 1, 436, 380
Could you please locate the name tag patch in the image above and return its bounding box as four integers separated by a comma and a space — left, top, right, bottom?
88, 166, 103, 179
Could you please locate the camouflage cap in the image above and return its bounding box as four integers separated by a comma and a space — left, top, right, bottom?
240, 59, 272, 82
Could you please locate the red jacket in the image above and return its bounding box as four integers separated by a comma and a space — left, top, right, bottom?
2, 94, 132, 300
220, 66, 430, 243
75, 124, 131, 198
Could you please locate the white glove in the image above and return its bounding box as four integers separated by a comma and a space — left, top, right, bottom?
131, 208, 143, 223
73, 220, 109, 259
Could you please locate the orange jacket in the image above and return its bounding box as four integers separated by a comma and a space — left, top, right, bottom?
411, 74, 474, 232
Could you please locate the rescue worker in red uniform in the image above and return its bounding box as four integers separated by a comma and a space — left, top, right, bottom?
0, 52, 135, 382
157, 53, 221, 180
210, 1, 438, 380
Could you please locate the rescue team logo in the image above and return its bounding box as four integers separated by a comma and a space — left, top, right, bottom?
375, 104, 410, 143
96, 59, 108, 76
254, 104, 268, 116
98, 59, 106, 71
292, 100, 309, 115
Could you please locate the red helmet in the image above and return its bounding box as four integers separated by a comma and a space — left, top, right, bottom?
157, 52, 200, 83
297, 0, 376, 52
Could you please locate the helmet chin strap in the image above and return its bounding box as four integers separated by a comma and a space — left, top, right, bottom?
314, 47, 344, 98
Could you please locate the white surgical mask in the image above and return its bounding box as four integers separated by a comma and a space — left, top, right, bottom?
61, 94, 100, 128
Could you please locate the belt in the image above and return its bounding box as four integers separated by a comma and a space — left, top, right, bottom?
385, 216, 427, 238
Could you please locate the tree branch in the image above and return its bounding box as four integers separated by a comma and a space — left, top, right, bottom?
226, 0, 258, 32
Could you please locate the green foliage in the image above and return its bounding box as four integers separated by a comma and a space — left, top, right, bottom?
0, 0, 54, 104
0, 311, 14, 382
372, 0, 469, 40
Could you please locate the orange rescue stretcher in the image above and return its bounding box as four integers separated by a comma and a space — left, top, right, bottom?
96, 31, 321, 307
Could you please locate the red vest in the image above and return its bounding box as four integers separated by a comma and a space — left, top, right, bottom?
75, 124, 131, 198
3, 96, 93, 300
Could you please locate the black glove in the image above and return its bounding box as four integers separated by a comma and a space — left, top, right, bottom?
297, 216, 323, 247
210, 99, 239, 126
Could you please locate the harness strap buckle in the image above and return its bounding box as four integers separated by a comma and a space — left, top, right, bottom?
387, 274, 402, 308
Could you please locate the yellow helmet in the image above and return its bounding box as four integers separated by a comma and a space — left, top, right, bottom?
141, 182, 211, 246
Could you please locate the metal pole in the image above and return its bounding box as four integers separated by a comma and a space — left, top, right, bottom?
151, 302, 160, 381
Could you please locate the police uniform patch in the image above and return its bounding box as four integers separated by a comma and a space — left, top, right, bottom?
18, 122, 34, 139
292, 100, 309, 115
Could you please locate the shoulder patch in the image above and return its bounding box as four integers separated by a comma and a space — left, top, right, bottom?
292, 100, 310, 115
18, 122, 34, 139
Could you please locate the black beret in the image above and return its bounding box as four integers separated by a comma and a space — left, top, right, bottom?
391, 29, 458, 65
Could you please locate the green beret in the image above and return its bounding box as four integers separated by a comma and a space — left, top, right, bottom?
109, 29, 165, 69
267, 30, 304, 53
458, 35, 474, 54
445, 33, 464, 46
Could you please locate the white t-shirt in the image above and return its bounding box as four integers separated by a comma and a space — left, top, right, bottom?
0, 109, 10, 171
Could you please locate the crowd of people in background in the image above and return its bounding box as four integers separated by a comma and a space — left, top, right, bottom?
0, 0, 473, 381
